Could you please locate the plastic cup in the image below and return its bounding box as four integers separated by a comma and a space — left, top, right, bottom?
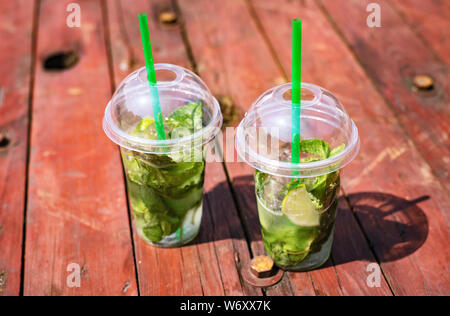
103, 64, 222, 247
235, 82, 360, 271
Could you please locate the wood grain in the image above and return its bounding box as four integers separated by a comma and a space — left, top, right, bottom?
0, 0, 34, 296
23, 0, 137, 295
248, 0, 393, 296
386, 0, 450, 68
106, 0, 259, 296
319, 0, 450, 192
2, 0, 446, 296
177, 0, 347, 296
250, 0, 449, 296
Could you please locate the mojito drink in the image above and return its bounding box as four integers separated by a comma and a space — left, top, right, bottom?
235, 82, 360, 271
122, 101, 206, 247
255, 139, 344, 270
104, 64, 223, 248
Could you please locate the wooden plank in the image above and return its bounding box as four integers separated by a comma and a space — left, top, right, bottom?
387, 0, 450, 68
107, 0, 259, 296
248, 0, 393, 296
319, 0, 450, 192
132, 172, 226, 296
176, 0, 326, 296
332, 196, 392, 296
24, 0, 137, 296
251, 0, 449, 296
0, 0, 34, 296
202, 161, 259, 296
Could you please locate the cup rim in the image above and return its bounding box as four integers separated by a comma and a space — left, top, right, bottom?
235, 82, 360, 178
103, 64, 223, 154
236, 118, 360, 178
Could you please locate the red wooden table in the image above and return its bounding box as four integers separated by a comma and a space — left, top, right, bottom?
0, 0, 449, 296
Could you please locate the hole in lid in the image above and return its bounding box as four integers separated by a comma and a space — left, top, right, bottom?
282, 87, 316, 102
155, 68, 178, 82
138, 68, 179, 84
43, 51, 79, 71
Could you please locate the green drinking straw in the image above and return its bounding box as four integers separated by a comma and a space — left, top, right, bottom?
138, 13, 166, 141
291, 19, 302, 170
139, 13, 184, 240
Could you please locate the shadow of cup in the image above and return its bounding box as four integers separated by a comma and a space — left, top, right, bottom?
205, 175, 429, 268
343, 192, 429, 263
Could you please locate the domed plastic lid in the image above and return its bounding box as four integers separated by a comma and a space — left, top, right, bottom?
103, 64, 222, 154
235, 82, 360, 178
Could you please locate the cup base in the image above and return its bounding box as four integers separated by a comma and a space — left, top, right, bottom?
137, 227, 200, 248
275, 230, 334, 272
136, 202, 203, 248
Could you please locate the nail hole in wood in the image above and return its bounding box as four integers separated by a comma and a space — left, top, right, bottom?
159, 11, 178, 25
0, 133, 11, 149
413, 74, 434, 91
43, 51, 79, 71
411, 74, 440, 98
240, 259, 284, 288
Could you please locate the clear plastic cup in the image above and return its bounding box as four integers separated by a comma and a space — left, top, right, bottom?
103, 64, 222, 247
235, 82, 360, 271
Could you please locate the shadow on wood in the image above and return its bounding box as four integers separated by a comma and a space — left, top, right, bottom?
203, 176, 429, 270
335, 192, 429, 264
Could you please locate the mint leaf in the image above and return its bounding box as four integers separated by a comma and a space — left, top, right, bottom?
132, 102, 203, 141
330, 143, 346, 157
122, 101, 206, 244
258, 139, 346, 267
299, 139, 331, 159
127, 180, 180, 243
309, 174, 327, 209
287, 178, 306, 191
166, 101, 203, 132
143, 226, 163, 243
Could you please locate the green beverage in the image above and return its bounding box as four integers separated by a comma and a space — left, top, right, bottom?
235, 82, 360, 271
122, 102, 206, 247
255, 139, 343, 270
103, 64, 223, 248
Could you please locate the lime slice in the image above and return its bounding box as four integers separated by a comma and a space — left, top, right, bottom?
281, 187, 320, 227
